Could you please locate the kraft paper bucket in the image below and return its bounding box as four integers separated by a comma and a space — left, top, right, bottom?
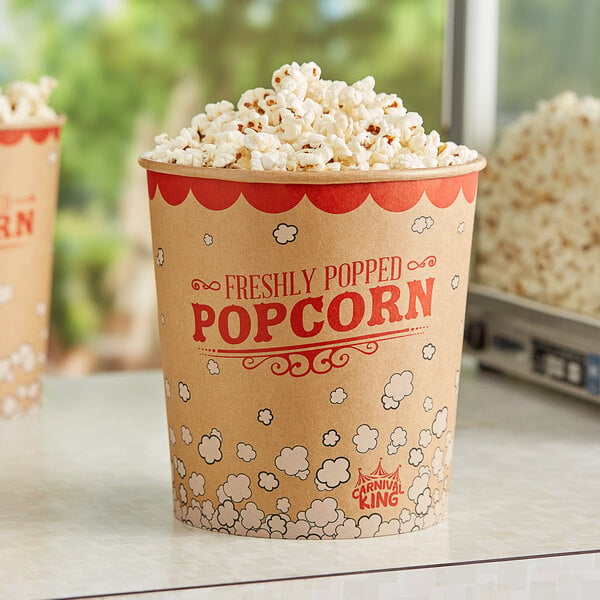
139, 155, 486, 539
0, 119, 64, 418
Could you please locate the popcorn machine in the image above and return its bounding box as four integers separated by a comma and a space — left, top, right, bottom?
445, 0, 600, 403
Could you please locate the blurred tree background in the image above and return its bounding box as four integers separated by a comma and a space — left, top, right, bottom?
0, 0, 446, 373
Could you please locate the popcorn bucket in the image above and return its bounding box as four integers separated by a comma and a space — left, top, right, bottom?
0, 119, 64, 418
139, 156, 486, 539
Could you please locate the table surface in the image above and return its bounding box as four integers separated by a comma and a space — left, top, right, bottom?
1, 365, 599, 600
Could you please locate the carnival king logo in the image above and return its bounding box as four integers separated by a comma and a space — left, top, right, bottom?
352, 458, 404, 510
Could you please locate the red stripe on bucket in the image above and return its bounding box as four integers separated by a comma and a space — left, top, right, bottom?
146, 170, 477, 213
0, 126, 61, 145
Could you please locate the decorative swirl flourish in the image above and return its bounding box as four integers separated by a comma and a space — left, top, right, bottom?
191, 278, 221, 291
407, 255, 437, 270
242, 356, 274, 371
239, 342, 379, 377
288, 354, 311, 377
203, 327, 425, 376
313, 348, 350, 374
350, 341, 379, 355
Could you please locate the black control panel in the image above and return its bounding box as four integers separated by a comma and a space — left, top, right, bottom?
465, 286, 600, 402
532, 339, 587, 389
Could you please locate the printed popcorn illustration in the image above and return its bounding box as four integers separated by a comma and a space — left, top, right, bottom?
1, 77, 64, 418
139, 62, 485, 538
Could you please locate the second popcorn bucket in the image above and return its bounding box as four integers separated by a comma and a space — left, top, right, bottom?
0, 118, 65, 418
139, 156, 486, 539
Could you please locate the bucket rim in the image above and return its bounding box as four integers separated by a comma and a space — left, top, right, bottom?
0, 115, 67, 131
138, 155, 486, 185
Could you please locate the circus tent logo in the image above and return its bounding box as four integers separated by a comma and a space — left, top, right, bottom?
351, 458, 404, 510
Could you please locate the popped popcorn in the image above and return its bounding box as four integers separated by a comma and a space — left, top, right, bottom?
475, 91, 600, 318
144, 62, 478, 171
0, 77, 59, 124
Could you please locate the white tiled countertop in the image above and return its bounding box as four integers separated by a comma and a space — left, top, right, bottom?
1, 366, 599, 599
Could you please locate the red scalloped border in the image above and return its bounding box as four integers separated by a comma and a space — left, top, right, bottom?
0, 126, 62, 146
146, 169, 479, 214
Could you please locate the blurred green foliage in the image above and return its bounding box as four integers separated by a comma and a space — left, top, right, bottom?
51, 211, 124, 345
1, 0, 445, 350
